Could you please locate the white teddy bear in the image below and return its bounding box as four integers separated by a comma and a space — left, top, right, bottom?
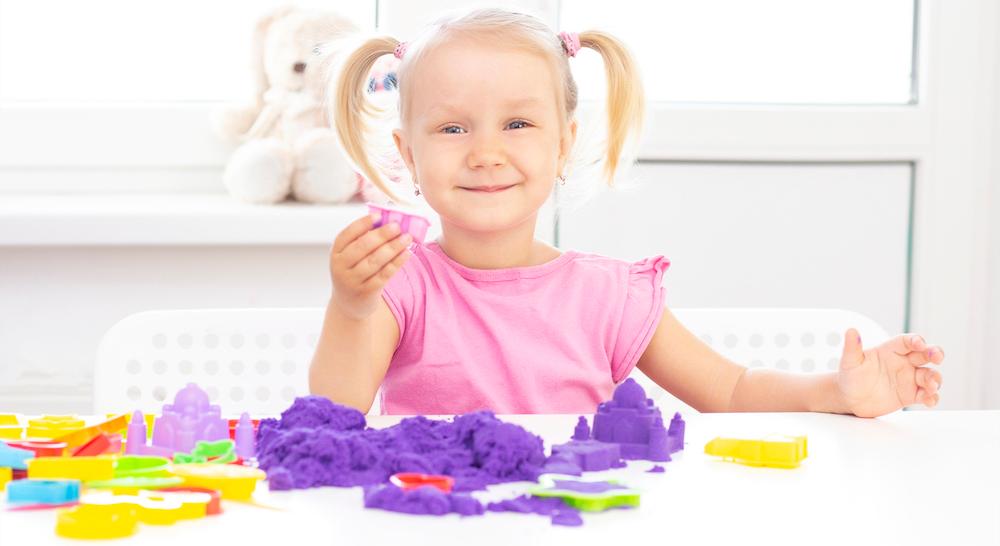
213, 7, 363, 204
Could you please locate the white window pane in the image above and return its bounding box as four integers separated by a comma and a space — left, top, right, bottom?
0, 0, 376, 102
377, 0, 557, 37
561, 0, 915, 104
558, 162, 911, 332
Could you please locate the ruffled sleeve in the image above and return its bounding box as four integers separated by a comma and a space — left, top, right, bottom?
610, 256, 670, 382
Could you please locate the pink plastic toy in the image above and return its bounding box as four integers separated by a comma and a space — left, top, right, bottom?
126, 384, 228, 457
367, 203, 430, 244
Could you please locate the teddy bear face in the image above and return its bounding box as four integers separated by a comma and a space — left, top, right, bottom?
262, 11, 358, 97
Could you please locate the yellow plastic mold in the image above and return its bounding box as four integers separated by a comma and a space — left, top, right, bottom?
53, 414, 128, 448
0, 426, 24, 440
79, 490, 210, 524
171, 463, 266, 500
56, 502, 139, 540
139, 489, 212, 520
0, 414, 22, 440
26, 415, 86, 439
704, 435, 808, 468
27, 455, 116, 481
0, 466, 11, 491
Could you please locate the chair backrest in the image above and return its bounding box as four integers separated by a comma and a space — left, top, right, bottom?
94, 308, 325, 416
95, 307, 890, 415
629, 307, 891, 406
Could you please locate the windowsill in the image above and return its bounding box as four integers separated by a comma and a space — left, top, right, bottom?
0, 194, 370, 246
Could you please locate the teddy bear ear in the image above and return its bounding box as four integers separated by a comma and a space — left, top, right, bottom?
251, 6, 298, 106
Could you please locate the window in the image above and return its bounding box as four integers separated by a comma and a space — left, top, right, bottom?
561, 0, 916, 104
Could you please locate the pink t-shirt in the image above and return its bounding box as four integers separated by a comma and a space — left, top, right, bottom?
379, 241, 669, 415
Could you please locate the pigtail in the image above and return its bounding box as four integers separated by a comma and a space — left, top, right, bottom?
578, 31, 645, 185
331, 36, 406, 203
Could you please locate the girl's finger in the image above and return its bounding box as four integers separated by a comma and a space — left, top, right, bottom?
356, 233, 412, 281
905, 345, 944, 367
340, 223, 402, 268
887, 333, 926, 357
924, 392, 940, 407
361, 246, 412, 290
333, 214, 380, 253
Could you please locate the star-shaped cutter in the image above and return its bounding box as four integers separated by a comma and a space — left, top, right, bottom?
528, 473, 640, 512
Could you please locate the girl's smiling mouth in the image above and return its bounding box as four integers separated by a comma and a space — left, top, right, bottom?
459, 184, 518, 193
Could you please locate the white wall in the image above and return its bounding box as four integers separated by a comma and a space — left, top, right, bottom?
0, 245, 331, 414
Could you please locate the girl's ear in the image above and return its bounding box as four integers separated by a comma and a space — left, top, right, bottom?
558, 118, 578, 170
392, 128, 416, 175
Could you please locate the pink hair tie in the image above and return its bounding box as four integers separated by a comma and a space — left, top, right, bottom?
393, 41, 408, 60
558, 32, 580, 58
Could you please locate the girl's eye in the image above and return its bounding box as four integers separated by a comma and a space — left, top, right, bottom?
441, 125, 466, 134
507, 120, 530, 130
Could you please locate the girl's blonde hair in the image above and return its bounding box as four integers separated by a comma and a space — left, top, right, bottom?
330, 8, 644, 203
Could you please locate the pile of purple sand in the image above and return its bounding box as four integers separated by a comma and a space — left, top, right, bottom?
257, 396, 547, 492
257, 380, 682, 524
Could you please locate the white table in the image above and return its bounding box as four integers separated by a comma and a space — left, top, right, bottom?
2, 411, 998, 546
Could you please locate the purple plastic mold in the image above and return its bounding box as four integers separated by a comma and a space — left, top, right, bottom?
234, 412, 256, 459
126, 384, 229, 457
367, 203, 430, 244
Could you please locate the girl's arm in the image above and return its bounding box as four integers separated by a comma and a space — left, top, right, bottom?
637, 307, 944, 416
308, 214, 411, 413
309, 298, 399, 413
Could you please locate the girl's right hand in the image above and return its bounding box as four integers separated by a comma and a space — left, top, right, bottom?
329, 213, 412, 320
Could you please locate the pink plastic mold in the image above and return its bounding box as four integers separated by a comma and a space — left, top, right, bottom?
367, 203, 430, 244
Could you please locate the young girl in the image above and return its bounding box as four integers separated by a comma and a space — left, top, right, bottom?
310, 8, 944, 417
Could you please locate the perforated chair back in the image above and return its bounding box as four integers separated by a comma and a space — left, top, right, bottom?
95, 307, 890, 415
94, 308, 325, 416
629, 307, 891, 406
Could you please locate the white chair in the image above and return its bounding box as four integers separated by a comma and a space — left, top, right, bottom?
94, 308, 326, 416
94, 307, 890, 415
630, 307, 891, 408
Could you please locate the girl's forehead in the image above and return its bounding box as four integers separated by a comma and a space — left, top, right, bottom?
406, 40, 559, 113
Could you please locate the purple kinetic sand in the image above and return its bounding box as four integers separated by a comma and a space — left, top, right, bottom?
487, 495, 583, 527
257, 396, 546, 492
572, 416, 590, 441
549, 479, 626, 494
541, 451, 582, 476
667, 412, 685, 453
592, 378, 672, 461
363, 483, 484, 516
647, 465, 666, 473
549, 440, 622, 472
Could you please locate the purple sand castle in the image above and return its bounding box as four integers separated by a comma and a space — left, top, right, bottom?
126, 383, 229, 457
548, 379, 685, 466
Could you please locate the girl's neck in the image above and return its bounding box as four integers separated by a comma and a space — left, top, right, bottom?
435, 216, 560, 270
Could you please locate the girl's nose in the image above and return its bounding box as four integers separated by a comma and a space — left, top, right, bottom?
467, 133, 506, 169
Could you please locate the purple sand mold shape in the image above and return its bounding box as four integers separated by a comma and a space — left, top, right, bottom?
126, 384, 229, 457
589, 378, 685, 461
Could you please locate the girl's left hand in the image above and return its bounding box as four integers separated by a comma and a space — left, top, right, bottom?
837, 329, 945, 418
